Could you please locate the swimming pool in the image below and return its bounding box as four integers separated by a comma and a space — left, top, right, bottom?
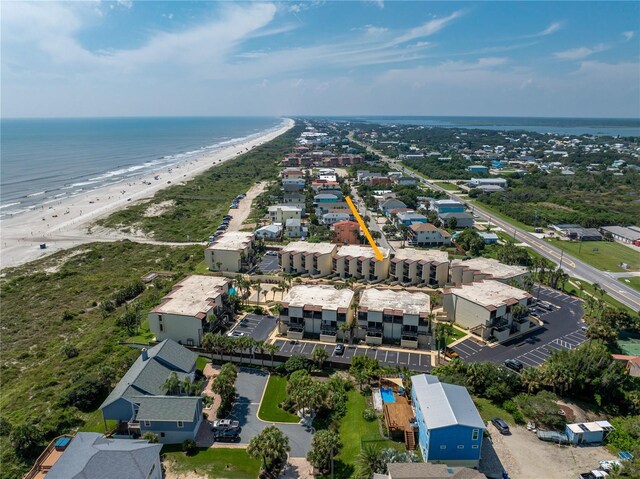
229, 287, 237, 296
380, 387, 395, 403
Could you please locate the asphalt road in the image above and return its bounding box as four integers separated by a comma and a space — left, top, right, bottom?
351, 137, 640, 312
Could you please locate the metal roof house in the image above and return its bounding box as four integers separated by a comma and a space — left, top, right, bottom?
411, 374, 485, 468
565, 421, 614, 445
99, 340, 202, 444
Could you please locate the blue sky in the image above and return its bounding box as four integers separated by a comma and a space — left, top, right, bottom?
2, 1, 639, 118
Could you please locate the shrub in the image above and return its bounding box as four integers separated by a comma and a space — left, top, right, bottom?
10, 422, 43, 459
0, 417, 12, 436
362, 408, 377, 421
284, 354, 311, 374
182, 439, 197, 456
253, 306, 264, 314
512, 410, 526, 425
62, 310, 75, 321
61, 344, 79, 359
142, 432, 159, 443
63, 376, 109, 412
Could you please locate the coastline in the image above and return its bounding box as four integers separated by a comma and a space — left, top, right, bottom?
0, 118, 295, 270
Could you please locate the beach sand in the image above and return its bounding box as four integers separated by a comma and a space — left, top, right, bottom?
0, 119, 294, 270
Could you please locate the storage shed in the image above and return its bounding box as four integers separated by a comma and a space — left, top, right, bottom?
565, 421, 614, 445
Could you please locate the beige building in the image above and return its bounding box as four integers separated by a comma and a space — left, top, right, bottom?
205, 231, 255, 272
449, 257, 529, 287
148, 275, 230, 347
278, 285, 355, 342
279, 241, 337, 277
442, 280, 535, 342
268, 205, 302, 224
333, 245, 390, 282
357, 289, 431, 348
390, 248, 449, 287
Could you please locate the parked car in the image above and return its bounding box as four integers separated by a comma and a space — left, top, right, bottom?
334, 343, 345, 356
444, 347, 459, 359
223, 215, 233, 220
504, 358, 524, 372
212, 429, 240, 442
265, 251, 278, 256
211, 419, 240, 431
491, 417, 510, 434
227, 331, 246, 338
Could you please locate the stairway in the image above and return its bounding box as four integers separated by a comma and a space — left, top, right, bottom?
404, 429, 416, 450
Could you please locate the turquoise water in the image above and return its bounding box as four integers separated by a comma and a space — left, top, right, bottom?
381, 387, 395, 403
229, 287, 237, 297
0, 116, 284, 217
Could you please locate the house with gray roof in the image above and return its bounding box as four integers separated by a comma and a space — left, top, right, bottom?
135, 396, 203, 444
27, 432, 162, 479
411, 374, 485, 468
99, 340, 201, 444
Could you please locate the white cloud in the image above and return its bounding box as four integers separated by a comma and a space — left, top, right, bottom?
116, 0, 133, 9
554, 43, 607, 60
369, 0, 384, 9
390, 10, 465, 45
622, 31, 635, 42
536, 22, 563, 36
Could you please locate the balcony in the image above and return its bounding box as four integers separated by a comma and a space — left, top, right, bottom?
320, 328, 338, 343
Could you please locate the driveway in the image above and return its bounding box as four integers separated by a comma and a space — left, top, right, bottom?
256, 254, 280, 273
228, 368, 313, 457
229, 314, 277, 342
452, 286, 585, 367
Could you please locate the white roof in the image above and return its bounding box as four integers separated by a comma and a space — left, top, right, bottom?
152, 275, 229, 317
360, 289, 430, 316
452, 257, 527, 279
207, 231, 254, 252
393, 248, 448, 264
269, 205, 301, 212
281, 241, 336, 255
283, 285, 354, 310
337, 244, 390, 259
446, 280, 530, 309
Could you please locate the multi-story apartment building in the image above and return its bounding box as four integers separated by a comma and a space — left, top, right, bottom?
357, 288, 431, 348
449, 257, 529, 287
408, 223, 452, 247
204, 231, 255, 273
278, 285, 355, 342
279, 241, 337, 277
268, 205, 302, 224
390, 248, 449, 286
333, 245, 390, 282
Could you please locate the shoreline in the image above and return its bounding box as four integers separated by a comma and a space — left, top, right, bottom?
0, 118, 295, 270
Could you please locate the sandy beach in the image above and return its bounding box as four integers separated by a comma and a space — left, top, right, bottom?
0, 118, 294, 270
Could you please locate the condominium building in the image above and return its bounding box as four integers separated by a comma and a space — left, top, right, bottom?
204, 231, 255, 272
390, 248, 449, 286
449, 257, 529, 287
357, 289, 431, 348
268, 205, 302, 224
278, 285, 355, 342
148, 275, 230, 347
442, 280, 535, 342
408, 223, 452, 247
279, 241, 337, 277
333, 244, 390, 282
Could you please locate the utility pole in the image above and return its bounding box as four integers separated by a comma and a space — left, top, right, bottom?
558, 249, 564, 270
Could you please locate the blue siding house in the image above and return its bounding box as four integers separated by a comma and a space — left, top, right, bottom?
136, 396, 203, 444
411, 374, 485, 468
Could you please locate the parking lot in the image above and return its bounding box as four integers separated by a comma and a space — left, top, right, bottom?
256, 253, 280, 273
274, 339, 433, 372
452, 286, 585, 367
228, 314, 276, 342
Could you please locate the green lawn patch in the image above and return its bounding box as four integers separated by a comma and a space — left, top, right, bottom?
467, 199, 535, 232
197, 356, 209, 372
564, 278, 635, 315
434, 181, 460, 191
617, 332, 640, 356
78, 409, 116, 433
473, 397, 514, 425
257, 375, 299, 423
127, 319, 155, 344
163, 446, 261, 479
546, 239, 640, 272
447, 327, 467, 345
619, 276, 640, 292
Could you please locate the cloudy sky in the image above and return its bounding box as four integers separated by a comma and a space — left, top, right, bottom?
2, 1, 639, 118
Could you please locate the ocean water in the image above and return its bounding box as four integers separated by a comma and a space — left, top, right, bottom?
337, 116, 640, 137
0, 116, 284, 217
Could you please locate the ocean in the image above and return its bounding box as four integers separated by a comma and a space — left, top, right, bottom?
336, 116, 640, 137
0, 116, 284, 218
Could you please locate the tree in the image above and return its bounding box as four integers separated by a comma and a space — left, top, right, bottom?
117, 303, 142, 335
350, 356, 379, 391
284, 354, 311, 373
142, 432, 159, 443
265, 343, 280, 366
163, 372, 182, 395
311, 347, 328, 370
455, 229, 485, 255
10, 422, 43, 458
247, 426, 290, 476
182, 438, 197, 455
61, 343, 79, 359
307, 430, 342, 473
356, 443, 383, 479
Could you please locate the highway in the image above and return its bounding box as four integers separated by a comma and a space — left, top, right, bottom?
352, 137, 640, 312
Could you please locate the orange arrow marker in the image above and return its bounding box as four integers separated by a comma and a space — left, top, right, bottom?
345, 196, 384, 260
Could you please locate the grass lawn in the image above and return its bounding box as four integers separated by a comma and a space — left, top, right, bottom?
546, 239, 640, 272
127, 319, 155, 344
473, 397, 514, 425
468, 199, 535, 232
447, 327, 467, 345
163, 446, 261, 479
197, 356, 209, 371
257, 375, 299, 423
78, 409, 116, 433
619, 276, 640, 292
434, 181, 460, 191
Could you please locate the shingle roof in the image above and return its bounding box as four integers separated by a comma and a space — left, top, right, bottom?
45, 432, 161, 479
411, 374, 485, 430
135, 396, 201, 422
387, 462, 486, 479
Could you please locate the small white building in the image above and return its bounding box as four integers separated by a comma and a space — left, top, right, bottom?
205, 231, 255, 272
333, 244, 390, 282
279, 241, 337, 277
278, 285, 355, 342
285, 218, 304, 238
255, 224, 282, 240
268, 205, 302, 224
148, 275, 231, 347
449, 257, 529, 287
391, 248, 449, 287
468, 178, 507, 188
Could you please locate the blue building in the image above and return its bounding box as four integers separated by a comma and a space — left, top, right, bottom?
136, 396, 203, 444
478, 232, 499, 244
396, 211, 428, 227
431, 199, 465, 215
411, 374, 485, 468
467, 165, 488, 174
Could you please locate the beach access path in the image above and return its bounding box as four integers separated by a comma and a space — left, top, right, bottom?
0, 119, 294, 270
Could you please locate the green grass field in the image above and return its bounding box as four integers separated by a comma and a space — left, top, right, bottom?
163, 446, 261, 479
564, 278, 636, 316
467, 199, 535, 232
546, 239, 640, 272
619, 276, 640, 292
256, 375, 299, 423
473, 397, 514, 425
447, 327, 467, 345
434, 181, 460, 191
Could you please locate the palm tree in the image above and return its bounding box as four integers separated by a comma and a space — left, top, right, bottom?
311, 347, 328, 370
265, 343, 279, 366
254, 281, 262, 306
163, 372, 181, 395
262, 290, 269, 305
255, 340, 266, 367
201, 333, 216, 364
356, 443, 382, 479
247, 426, 290, 476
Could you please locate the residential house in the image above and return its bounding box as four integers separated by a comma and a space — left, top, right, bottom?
439, 212, 474, 229
478, 232, 499, 244
278, 285, 355, 342
357, 289, 431, 348
256, 224, 282, 240
467, 165, 488, 174
468, 178, 507, 188
282, 178, 306, 192
396, 176, 418, 186
25, 433, 162, 479
283, 192, 306, 205
148, 275, 231, 347
322, 212, 351, 225
205, 231, 255, 273
475, 184, 503, 193
408, 223, 452, 247
396, 212, 428, 227
449, 257, 529, 287
431, 199, 465, 215
333, 244, 391, 282
279, 241, 337, 277
333, 220, 360, 245
382, 462, 486, 479
281, 168, 305, 180
314, 193, 339, 204
391, 248, 449, 287
442, 280, 535, 342
285, 218, 304, 238
363, 175, 392, 187
411, 374, 485, 468
134, 396, 203, 444
268, 205, 302, 224
380, 198, 408, 215
100, 340, 201, 444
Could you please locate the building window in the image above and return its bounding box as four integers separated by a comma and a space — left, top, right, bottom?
457, 445, 464, 449
160, 433, 165, 437
158, 316, 163, 322
472, 445, 479, 449
144, 420, 151, 427
472, 429, 479, 441
159, 324, 164, 332
440, 445, 446, 449
177, 421, 184, 428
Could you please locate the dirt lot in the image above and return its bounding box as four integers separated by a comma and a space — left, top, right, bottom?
229, 181, 266, 231
483, 423, 616, 479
